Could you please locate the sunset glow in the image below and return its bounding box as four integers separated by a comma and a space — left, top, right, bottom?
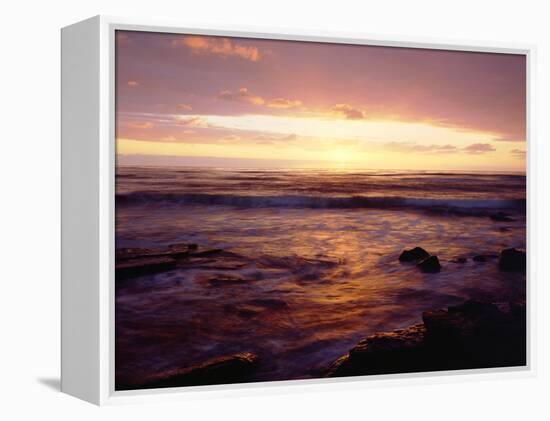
116, 31, 526, 171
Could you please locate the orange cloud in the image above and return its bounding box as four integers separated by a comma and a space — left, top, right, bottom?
176, 103, 193, 111
267, 98, 303, 109
173, 36, 260, 62
218, 88, 265, 105
510, 148, 526, 159
175, 116, 207, 127
128, 121, 153, 129
332, 104, 364, 120
384, 142, 458, 154
127, 80, 139, 87
463, 143, 496, 154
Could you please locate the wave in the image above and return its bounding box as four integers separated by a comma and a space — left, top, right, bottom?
116, 192, 526, 214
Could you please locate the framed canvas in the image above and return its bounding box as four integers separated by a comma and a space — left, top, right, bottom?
61, 15, 533, 405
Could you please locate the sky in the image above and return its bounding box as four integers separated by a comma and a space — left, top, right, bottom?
116, 30, 526, 171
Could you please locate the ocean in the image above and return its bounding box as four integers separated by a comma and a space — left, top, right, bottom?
115, 166, 526, 387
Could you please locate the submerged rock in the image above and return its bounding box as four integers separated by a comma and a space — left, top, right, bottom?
499, 248, 526, 273
132, 352, 259, 389
116, 243, 197, 261
417, 255, 441, 273
115, 256, 177, 280
399, 247, 430, 262
326, 299, 526, 378
450, 257, 467, 264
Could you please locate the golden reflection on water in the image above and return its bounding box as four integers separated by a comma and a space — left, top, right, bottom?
116, 205, 525, 385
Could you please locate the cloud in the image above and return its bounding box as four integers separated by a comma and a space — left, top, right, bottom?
463, 143, 496, 154
173, 36, 260, 62
267, 98, 303, 109
332, 104, 364, 120
175, 116, 207, 127
127, 80, 139, 87
384, 142, 457, 154
128, 121, 153, 129
253, 133, 298, 144
218, 88, 265, 105
176, 103, 193, 111
510, 148, 526, 158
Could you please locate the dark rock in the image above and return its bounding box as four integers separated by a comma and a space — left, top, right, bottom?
451, 257, 467, 264
490, 212, 514, 222
116, 256, 177, 280
326, 299, 526, 379
399, 247, 430, 262
116, 243, 197, 261
191, 248, 224, 257
132, 352, 259, 389
473, 254, 499, 262
326, 324, 427, 377
417, 255, 441, 273
499, 248, 526, 273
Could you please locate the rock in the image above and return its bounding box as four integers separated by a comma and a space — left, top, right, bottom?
326, 324, 427, 377
417, 255, 441, 273
451, 257, 467, 264
399, 247, 430, 262
490, 212, 514, 222
116, 243, 197, 261
499, 248, 526, 272
422, 300, 525, 363
192, 249, 224, 257
473, 254, 499, 262
116, 256, 177, 280
135, 352, 259, 389
326, 299, 526, 379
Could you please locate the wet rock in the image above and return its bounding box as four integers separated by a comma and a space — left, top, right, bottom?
116, 256, 177, 280
490, 212, 514, 222
116, 243, 198, 261
326, 324, 427, 377
417, 255, 441, 273
450, 257, 467, 264
326, 299, 526, 379
473, 254, 499, 262
399, 247, 430, 262
499, 248, 526, 273
134, 352, 259, 389
192, 249, 224, 257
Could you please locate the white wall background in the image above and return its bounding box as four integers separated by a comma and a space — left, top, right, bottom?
1, 0, 548, 419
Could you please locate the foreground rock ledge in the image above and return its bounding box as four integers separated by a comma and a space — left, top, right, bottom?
326, 300, 526, 378
120, 352, 259, 390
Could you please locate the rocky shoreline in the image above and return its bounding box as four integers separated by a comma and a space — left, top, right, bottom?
115, 242, 526, 389
325, 299, 526, 378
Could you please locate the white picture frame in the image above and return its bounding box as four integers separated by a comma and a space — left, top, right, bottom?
61, 15, 535, 405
